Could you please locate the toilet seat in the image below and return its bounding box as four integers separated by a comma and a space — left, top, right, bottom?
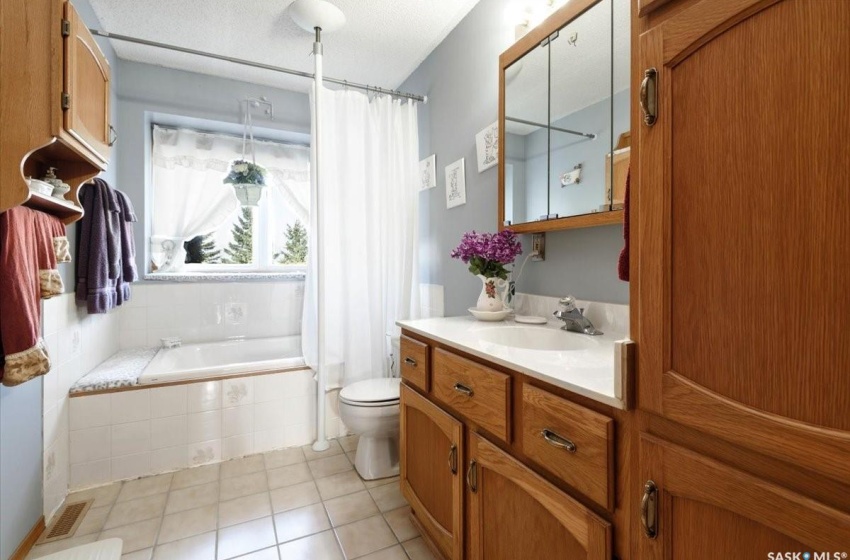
339, 377, 400, 407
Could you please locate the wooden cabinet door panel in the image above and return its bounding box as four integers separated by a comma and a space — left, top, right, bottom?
63, 1, 110, 162
400, 383, 463, 560
637, 435, 850, 559
468, 433, 611, 560
637, 0, 850, 480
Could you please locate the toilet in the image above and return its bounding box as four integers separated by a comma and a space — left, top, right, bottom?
338, 377, 401, 480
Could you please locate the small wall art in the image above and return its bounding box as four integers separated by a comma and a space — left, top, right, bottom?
445, 158, 466, 209
475, 120, 499, 172
420, 154, 437, 190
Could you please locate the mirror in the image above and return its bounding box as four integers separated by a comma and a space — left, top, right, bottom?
500, 0, 631, 232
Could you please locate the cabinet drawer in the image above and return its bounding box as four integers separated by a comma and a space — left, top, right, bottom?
400, 335, 430, 392
432, 349, 510, 442
521, 384, 614, 509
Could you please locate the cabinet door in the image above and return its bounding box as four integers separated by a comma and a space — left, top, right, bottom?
400, 383, 463, 560
467, 432, 611, 560
637, 435, 850, 559
63, 1, 111, 163
636, 0, 850, 481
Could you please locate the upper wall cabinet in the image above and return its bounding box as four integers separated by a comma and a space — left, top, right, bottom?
0, 0, 111, 224
499, 0, 630, 233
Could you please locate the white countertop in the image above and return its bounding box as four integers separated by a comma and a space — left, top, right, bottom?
397, 315, 627, 409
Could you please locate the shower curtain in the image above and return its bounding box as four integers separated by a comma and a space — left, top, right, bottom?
302, 88, 421, 389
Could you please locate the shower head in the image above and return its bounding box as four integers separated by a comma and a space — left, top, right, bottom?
289, 0, 346, 33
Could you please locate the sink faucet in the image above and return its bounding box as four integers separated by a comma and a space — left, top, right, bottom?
553, 296, 603, 336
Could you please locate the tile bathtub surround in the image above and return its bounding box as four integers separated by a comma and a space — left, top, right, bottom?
117, 282, 304, 349
69, 370, 349, 489
42, 293, 122, 520
28, 440, 434, 560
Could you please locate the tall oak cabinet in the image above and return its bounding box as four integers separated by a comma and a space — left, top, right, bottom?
632, 0, 850, 557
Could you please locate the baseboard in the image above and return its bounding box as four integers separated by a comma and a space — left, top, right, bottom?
10, 516, 45, 560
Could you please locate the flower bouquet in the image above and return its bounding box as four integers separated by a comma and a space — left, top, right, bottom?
451, 230, 522, 312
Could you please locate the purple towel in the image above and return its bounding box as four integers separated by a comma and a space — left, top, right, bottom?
76, 179, 124, 313
115, 190, 138, 305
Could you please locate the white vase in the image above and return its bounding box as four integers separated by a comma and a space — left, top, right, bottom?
476, 275, 508, 312
233, 183, 266, 206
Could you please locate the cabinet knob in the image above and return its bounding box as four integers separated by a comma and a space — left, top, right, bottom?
404, 357, 417, 367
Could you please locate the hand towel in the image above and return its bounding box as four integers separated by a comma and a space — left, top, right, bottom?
617, 168, 630, 282
115, 190, 138, 305
34, 212, 65, 298
76, 179, 123, 313
0, 207, 52, 386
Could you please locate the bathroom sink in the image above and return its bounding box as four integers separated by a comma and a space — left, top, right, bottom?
476, 326, 597, 352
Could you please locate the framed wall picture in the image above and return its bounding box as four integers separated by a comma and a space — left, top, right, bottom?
475, 120, 499, 172
445, 158, 466, 209
420, 154, 437, 190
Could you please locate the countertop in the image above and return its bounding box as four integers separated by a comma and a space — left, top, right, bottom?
397, 315, 627, 409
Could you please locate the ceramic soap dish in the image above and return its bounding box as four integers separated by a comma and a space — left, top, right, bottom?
468, 307, 511, 322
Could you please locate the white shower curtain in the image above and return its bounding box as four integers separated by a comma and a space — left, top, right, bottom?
302, 89, 421, 389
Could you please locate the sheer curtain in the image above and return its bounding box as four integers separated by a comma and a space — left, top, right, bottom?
150, 125, 310, 271
302, 90, 421, 389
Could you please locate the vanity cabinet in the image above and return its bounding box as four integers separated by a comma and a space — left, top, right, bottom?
631, 0, 850, 555
399, 330, 623, 560
400, 384, 464, 560
0, 0, 111, 224
468, 433, 611, 560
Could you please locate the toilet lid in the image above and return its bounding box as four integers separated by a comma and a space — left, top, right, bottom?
339, 378, 401, 405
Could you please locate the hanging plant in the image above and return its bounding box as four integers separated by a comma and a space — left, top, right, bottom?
223, 159, 266, 186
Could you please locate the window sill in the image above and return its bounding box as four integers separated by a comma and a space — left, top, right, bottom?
144, 271, 306, 282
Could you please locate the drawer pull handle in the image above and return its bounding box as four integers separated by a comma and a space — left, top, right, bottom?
541, 429, 577, 452
466, 460, 478, 492
404, 357, 417, 367
641, 480, 658, 539
453, 382, 474, 397
448, 443, 458, 474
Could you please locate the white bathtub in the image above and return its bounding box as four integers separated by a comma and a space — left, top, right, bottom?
139, 336, 306, 384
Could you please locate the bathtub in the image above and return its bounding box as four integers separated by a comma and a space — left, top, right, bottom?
139, 336, 306, 384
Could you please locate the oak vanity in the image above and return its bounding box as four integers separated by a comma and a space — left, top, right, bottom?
397, 305, 633, 560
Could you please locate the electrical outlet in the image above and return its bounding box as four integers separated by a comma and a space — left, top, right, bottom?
532, 233, 545, 261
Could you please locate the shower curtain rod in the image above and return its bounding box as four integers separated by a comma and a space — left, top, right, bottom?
89, 29, 428, 103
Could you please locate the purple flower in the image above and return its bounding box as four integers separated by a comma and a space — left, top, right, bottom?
450, 229, 522, 279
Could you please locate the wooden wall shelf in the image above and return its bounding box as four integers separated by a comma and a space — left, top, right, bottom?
23, 191, 83, 224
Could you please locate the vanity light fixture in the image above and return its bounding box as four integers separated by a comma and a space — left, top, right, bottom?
506, 0, 571, 39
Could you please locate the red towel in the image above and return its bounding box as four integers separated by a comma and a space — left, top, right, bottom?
0, 207, 54, 385
617, 169, 630, 282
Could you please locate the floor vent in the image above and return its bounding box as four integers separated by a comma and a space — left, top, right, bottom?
38, 500, 92, 544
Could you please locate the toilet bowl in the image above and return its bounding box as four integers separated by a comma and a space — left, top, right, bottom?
338, 377, 401, 480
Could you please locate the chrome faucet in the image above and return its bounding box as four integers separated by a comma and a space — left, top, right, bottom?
553, 296, 603, 335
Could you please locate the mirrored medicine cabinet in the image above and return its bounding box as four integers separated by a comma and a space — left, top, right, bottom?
499, 0, 631, 233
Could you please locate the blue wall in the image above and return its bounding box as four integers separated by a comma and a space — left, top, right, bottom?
399, 0, 630, 315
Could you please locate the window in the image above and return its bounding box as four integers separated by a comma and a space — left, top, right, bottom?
149, 124, 310, 275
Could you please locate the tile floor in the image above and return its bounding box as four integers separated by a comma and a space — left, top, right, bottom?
29, 436, 437, 560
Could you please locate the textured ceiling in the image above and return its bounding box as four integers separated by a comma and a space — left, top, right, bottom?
505, 0, 630, 135
86, 0, 483, 94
